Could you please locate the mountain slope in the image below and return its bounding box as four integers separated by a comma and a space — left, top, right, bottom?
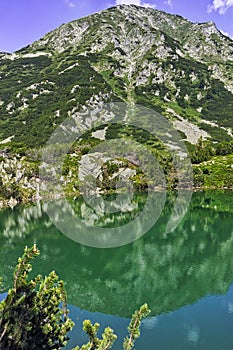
0, 4, 233, 147
0, 5, 233, 204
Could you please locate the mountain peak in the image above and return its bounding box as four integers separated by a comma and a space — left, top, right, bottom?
0, 5, 233, 149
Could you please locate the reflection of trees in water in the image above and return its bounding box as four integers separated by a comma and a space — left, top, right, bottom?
0, 191, 233, 317
67, 192, 148, 228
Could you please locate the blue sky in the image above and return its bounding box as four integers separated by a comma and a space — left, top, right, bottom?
0, 0, 233, 53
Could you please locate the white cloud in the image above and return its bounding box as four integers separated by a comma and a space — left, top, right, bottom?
65, 0, 75, 8
115, 0, 156, 9
220, 29, 233, 39
116, 0, 140, 4
142, 2, 156, 7
207, 0, 233, 14
220, 29, 229, 36
165, 0, 173, 7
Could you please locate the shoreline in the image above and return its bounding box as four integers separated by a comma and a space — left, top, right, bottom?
1, 186, 233, 210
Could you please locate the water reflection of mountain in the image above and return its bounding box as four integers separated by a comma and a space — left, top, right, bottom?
0, 191, 233, 317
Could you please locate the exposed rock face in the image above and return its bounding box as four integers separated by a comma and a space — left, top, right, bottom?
0, 152, 40, 208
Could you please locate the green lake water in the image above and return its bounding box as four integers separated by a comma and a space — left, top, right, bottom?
0, 190, 233, 349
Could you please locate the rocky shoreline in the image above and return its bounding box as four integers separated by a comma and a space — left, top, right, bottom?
0, 150, 232, 210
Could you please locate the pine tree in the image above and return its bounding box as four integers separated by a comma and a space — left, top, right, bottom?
0, 245, 74, 349
0, 245, 150, 350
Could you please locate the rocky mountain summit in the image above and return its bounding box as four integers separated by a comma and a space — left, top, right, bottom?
0, 5, 233, 205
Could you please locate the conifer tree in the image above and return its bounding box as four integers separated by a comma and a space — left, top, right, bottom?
0, 245, 74, 349
0, 245, 150, 350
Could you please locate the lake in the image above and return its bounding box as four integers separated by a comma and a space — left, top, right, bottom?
0, 190, 233, 349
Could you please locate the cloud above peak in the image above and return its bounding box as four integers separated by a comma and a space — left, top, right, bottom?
115, 0, 156, 9
207, 0, 233, 14
65, 0, 75, 8
165, 0, 173, 7
220, 29, 233, 39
